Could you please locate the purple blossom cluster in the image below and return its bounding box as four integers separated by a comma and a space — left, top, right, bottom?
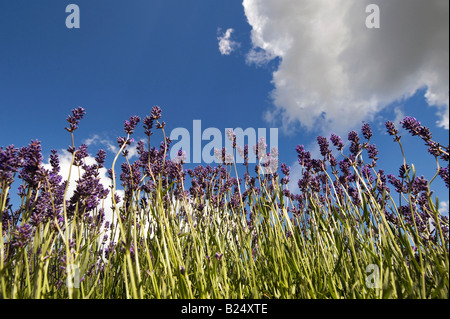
400, 116, 449, 160
65, 107, 86, 133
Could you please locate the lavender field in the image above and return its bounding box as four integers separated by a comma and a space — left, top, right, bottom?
0, 106, 448, 299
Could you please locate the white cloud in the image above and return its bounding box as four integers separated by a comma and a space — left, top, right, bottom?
84, 134, 140, 160
84, 134, 118, 154
439, 200, 449, 215
243, 0, 449, 135
246, 47, 277, 66
218, 28, 240, 55
393, 106, 406, 127
125, 141, 142, 160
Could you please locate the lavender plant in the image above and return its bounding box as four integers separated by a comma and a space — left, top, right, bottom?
0, 108, 448, 299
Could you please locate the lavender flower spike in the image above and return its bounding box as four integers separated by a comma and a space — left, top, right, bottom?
385, 121, 399, 138
150, 106, 162, 120
330, 134, 344, 151
124, 115, 141, 135
65, 107, 86, 132
362, 123, 373, 140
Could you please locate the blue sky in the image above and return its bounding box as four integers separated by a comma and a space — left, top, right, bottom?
0, 1, 449, 211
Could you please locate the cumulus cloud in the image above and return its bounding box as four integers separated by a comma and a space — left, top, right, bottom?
84, 134, 140, 160
246, 47, 277, 66
126, 141, 141, 160
84, 134, 118, 154
393, 106, 406, 128
218, 28, 240, 55
243, 0, 449, 134
439, 200, 449, 215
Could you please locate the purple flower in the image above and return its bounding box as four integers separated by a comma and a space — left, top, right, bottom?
298, 171, 312, 191
376, 169, 390, 193
439, 166, 449, 188
117, 137, 131, 149
411, 176, 428, 195
385, 121, 399, 139
296, 145, 311, 169
95, 149, 106, 168
65, 107, 86, 132
12, 224, 33, 248
124, 115, 140, 135
67, 164, 110, 216
136, 140, 146, 155
348, 131, 361, 155
18, 140, 44, 187
0, 145, 23, 185
330, 134, 344, 151
150, 106, 162, 120
120, 162, 142, 192
441, 145, 449, 162
317, 136, 331, 157
283, 189, 291, 198
339, 159, 351, 177
361, 165, 374, 184
281, 163, 290, 176
49, 149, 60, 173
143, 116, 154, 136
328, 154, 338, 167
398, 164, 410, 179
348, 131, 359, 143
366, 144, 379, 160
29, 175, 66, 226
418, 126, 432, 141
72, 107, 86, 120
388, 174, 406, 193
74, 144, 89, 166
400, 116, 421, 136
348, 187, 361, 206
361, 123, 373, 140
426, 140, 443, 158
